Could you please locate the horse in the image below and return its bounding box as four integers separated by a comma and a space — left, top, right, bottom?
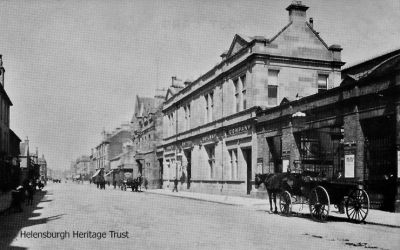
255, 170, 326, 214
255, 173, 282, 213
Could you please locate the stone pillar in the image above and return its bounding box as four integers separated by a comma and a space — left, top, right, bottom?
281, 122, 300, 172
343, 106, 365, 181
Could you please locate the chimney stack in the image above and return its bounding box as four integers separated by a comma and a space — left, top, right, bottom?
286, 1, 309, 23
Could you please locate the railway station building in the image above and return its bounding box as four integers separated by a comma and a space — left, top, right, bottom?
160, 2, 344, 195
256, 48, 400, 212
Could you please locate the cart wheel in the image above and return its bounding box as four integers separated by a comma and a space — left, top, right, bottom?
279, 191, 292, 215
345, 189, 369, 223
309, 186, 330, 222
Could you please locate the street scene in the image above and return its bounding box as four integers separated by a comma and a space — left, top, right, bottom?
0, 0, 400, 249
1, 182, 399, 250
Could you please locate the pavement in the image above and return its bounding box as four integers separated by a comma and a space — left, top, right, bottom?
145, 188, 400, 228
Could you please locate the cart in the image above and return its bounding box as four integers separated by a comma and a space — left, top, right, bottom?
278, 174, 370, 223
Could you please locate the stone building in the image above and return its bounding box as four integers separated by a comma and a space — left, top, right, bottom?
256, 48, 400, 212
72, 155, 90, 180
38, 154, 47, 182
109, 141, 135, 186
0, 55, 14, 191
132, 94, 165, 189
160, 2, 343, 195
92, 124, 132, 174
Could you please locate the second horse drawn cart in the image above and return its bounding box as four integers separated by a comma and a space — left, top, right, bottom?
255, 171, 370, 223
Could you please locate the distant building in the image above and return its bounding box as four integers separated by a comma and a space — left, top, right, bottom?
131, 94, 165, 189
38, 154, 47, 182
19, 139, 40, 182
71, 155, 90, 180
92, 124, 132, 184
160, 2, 344, 195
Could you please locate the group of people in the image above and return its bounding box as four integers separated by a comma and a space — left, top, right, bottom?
7, 179, 44, 214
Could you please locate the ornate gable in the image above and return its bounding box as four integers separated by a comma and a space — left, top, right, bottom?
165, 88, 174, 101
226, 34, 251, 58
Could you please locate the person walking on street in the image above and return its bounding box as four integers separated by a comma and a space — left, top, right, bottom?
172, 177, 178, 192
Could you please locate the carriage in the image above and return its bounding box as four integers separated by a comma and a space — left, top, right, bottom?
255, 171, 370, 223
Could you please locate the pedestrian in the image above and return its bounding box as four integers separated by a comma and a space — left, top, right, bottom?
172, 177, 178, 192
26, 181, 34, 206
9, 186, 24, 213
144, 177, 148, 190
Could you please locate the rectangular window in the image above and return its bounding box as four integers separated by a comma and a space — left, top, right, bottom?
205, 95, 209, 124
268, 70, 279, 106
240, 75, 247, 110
205, 92, 213, 124
234, 79, 239, 113
187, 105, 190, 130
318, 74, 328, 93
206, 145, 215, 179
209, 92, 214, 122
184, 104, 191, 131
229, 149, 238, 180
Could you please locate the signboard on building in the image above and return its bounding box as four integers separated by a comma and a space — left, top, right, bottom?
227, 124, 251, 137
182, 141, 193, 149
345, 154, 355, 178
201, 133, 217, 143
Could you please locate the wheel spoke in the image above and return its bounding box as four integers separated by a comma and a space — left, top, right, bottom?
349, 209, 356, 219
347, 206, 355, 212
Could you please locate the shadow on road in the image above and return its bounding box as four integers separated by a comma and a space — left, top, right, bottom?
256, 209, 400, 228
0, 189, 63, 249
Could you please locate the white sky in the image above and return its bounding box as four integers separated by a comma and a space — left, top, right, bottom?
0, 0, 399, 171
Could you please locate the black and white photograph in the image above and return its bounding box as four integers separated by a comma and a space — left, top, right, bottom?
0, 0, 399, 249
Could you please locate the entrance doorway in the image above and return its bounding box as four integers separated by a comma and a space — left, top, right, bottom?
137, 160, 143, 176
158, 158, 163, 188
184, 149, 191, 189
363, 116, 396, 211
267, 137, 282, 173
242, 148, 252, 195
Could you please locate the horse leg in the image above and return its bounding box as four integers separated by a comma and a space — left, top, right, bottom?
273, 192, 278, 214
267, 189, 273, 212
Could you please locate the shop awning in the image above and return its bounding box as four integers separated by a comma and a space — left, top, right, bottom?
92, 169, 101, 178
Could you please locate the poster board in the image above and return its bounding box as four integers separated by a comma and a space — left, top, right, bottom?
345, 154, 355, 178
282, 159, 289, 173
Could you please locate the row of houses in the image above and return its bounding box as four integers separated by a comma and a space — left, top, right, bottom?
0, 54, 47, 194
74, 2, 399, 212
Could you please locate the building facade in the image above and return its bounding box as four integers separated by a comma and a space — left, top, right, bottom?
0, 55, 14, 191
92, 125, 132, 172
132, 94, 165, 189
72, 155, 90, 180
38, 154, 47, 182
256, 48, 400, 212
160, 2, 343, 195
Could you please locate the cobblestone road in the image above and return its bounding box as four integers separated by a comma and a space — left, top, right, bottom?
1, 183, 399, 250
